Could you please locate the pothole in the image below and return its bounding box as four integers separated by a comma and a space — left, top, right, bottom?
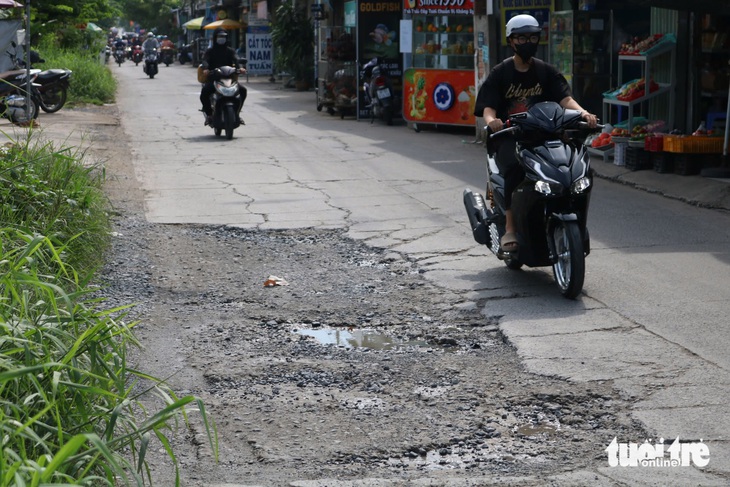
294, 327, 453, 351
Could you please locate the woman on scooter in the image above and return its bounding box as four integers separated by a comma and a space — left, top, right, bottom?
474, 14, 597, 252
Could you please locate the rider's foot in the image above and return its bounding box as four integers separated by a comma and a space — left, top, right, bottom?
204, 115, 212, 126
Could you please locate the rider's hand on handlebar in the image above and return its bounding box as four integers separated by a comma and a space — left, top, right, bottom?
581, 111, 598, 128
239, 67, 247, 75
487, 118, 504, 133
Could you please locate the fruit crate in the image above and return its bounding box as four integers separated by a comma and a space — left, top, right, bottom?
644, 135, 664, 152
626, 147, 651, 171
673, 154, 702, 176
663, 135, 724, 153
651, 152, 674, 173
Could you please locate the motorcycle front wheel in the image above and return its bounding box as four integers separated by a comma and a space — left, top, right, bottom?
224, 105, 235, 140
39, 86, 68, 113
551, 221, 585, 299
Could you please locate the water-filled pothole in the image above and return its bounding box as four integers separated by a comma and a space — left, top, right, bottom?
294, 327, 451, 351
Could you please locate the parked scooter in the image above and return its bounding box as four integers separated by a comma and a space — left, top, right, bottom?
131, 45, 144, 66
142, 49, 159, 78
0, 68, 40, 124
463, 101, 602, 299
361, 57, 396, 125
178, 44, 192, 65
203, 65, 244, 140
9, 44, 73, 113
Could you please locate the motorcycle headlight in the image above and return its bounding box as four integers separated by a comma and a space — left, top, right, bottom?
534, 180, 564, 195
216, 84, 238, 97
571, 176, 591, 194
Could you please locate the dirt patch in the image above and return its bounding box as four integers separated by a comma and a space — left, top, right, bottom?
45, 105, 648, 485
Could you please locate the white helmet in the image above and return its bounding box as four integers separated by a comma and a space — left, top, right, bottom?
506, 14, 541, 38
147, 32, 154, 38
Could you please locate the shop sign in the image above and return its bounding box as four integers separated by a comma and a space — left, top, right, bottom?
500, 0, 552, 45
344, 1, 357, 28
246, 28, 273, 75
357, 0, 403, 119
403, 0, 474, 16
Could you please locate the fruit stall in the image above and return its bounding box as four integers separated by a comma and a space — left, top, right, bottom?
401, 0, 476, 131
601, 34, 676, 133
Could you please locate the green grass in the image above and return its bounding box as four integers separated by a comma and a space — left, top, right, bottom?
0, 133, 217, 485
35, 38, 117, 107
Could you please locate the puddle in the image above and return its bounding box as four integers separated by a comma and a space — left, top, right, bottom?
294, 327, 448, 351
515, 423, 558, 437
388, 446, 530, 471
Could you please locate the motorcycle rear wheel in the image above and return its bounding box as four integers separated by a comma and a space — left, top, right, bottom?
39, 86, 67, 113
551, 221, 585, 299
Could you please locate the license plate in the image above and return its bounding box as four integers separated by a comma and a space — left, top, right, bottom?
376, 88, 391, 99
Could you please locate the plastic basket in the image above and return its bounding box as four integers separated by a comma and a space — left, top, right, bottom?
663, 135, 724, 154
626, 147, 651, 171
613, 142, 627, 166
673, 154, 702, 176
644, 135, 664, 152
652, 152, 674, 173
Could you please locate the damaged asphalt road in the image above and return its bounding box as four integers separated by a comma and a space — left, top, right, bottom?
20, 60, 730, 485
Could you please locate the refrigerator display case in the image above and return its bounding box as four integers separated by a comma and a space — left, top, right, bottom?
549, 10, 613, 117
402, 0, 476, 130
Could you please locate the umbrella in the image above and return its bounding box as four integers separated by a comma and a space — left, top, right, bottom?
182, 16, 205, 29
0, 0, 23, 7
203, 19, 243, 30
86, 22, 102, 32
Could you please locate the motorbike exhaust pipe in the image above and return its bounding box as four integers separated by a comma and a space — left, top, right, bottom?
463, 188, 489, 245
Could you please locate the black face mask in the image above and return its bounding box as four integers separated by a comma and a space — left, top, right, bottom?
514, 42, 538, 62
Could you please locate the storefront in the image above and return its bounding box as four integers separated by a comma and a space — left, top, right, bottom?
401, 0, 477, 130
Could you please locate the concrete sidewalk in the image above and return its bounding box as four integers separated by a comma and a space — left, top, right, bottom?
589, 154, 730, 211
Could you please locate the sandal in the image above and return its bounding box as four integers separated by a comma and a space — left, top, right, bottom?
501, 232, 519, 252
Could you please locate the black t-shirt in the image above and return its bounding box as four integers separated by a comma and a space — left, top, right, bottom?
203, 45, 240, 71
474, 57, 571, 120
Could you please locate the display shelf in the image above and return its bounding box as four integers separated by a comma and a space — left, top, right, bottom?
602, 40, 676, 132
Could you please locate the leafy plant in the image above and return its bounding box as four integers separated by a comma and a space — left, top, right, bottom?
0, 134, 218, 485
271, 2, 315, 86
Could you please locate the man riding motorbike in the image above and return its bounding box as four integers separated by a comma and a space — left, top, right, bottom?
142, 32, 160, 54
199, 27, 248, 125
473, 14, 597, 252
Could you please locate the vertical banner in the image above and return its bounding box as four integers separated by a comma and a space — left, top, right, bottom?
246, 26, 273, 75
357, 0, 403, 120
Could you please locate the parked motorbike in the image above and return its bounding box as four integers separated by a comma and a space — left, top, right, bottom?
113, 47, 126, 66
178, 44, 192, 65
0, 68, 41, 124
131, 45, 143, 66
362, 57, 396, 125
34, 67, 72, 113
463, 101, 602, 299
142, 49, 159, 79
9, 45, 73, 114
204, 66, 244, 140
160, 46, 174, 66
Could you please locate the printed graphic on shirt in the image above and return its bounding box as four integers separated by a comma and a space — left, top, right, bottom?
505, 82, 543, 115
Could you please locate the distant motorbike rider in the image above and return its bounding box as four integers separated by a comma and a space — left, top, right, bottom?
113, 36, 126, 50
142, 32, 159, 54
199, 27, 248, 124
160, 36, 175, 51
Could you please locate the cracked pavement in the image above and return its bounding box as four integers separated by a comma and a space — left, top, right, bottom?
18, 62, 730, 486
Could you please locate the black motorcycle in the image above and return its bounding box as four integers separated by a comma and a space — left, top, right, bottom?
0, 68, 40, 124
204, 66, 244, 140
178, 44, 192, 65
113, 47, 126, 66
160, 46, 174, 66
362, 57, 396, 125
463, 101, 601, 299
142, 49, 159, 79
8, 45, 72, 113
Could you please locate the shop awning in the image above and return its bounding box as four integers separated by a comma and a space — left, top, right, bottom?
182, 16, 205, 30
